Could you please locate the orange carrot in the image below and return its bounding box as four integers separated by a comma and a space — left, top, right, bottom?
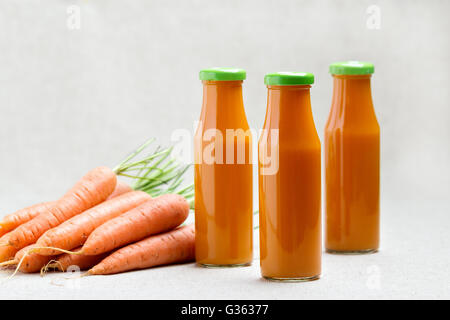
106, 180, 132, 200
0, 244, 54, 273
88, 224, 195, 275
8, 166, 117, 250
0, 233, 18, 263
0, 179, 128, 236
35, 191, 151, 255
80, 194, 189, 255
48, 248, 109, 271
0, 202, 55, 235
0, 246, 17, 263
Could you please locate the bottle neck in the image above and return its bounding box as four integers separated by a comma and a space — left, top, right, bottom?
265, 85, 313, 127
332, 74, 372, 104
264, 85, 319, 144
328, 75, 377, 128
200, 80, 248, 130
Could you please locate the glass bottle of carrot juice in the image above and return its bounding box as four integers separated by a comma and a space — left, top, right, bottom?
259, 72, 321, 281
194, 68, 253, 267
325, 61, 380, 254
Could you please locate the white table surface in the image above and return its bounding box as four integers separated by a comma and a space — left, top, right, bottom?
1, 199, 448, 300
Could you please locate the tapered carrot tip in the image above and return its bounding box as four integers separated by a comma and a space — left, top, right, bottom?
87, 268, 99, 275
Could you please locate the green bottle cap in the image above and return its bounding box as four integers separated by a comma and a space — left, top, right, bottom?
264, 72, 314, 86
199, 68, 246, 81
329, 61, 374, 75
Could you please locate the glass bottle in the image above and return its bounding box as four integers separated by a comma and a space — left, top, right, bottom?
325, 61, 380, 253
194, 68, 253, 267
259, 72, 321, 281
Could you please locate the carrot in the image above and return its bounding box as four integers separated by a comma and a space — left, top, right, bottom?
0, 179, 128, 236
7, 166, 117, 250
47, 248, 109, 271
0, 244, 54, 273
0, 202, 55, 235
0, 233, 18, 263
88, 224, 195, 275
0, 246, 17, 263
80, 194, 190, 255
106, 180, 132, 200
35, 191, 151, 255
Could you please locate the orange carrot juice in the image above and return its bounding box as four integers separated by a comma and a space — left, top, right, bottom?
325, 61, 380, 253
259, 72, 321, 281
194, 68, 253, 267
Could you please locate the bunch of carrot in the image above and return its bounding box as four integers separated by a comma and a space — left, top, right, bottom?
0, 140, 195, 276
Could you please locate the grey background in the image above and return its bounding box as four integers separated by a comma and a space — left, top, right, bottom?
0, 0, 448, 299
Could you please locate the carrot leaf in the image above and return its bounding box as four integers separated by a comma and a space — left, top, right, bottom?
113, 140, 194, 204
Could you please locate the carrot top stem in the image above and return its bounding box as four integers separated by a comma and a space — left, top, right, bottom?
112, 140, 171, 174
112, 139, 194, 203
133, 148, 174, 189
113, 138, 155, 172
